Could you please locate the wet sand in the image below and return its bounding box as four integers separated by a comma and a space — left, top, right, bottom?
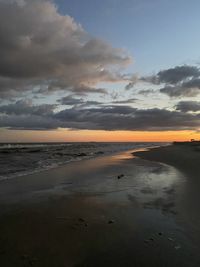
135, 144, 200, 246
0, 148, 200, 266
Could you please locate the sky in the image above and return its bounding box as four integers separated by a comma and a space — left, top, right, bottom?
57, 0, 200, 73
1, 0, 200, 142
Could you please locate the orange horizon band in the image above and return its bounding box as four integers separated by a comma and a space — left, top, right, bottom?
0, 129, 199, 142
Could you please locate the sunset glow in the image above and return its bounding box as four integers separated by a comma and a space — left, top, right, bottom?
1, 129, 199, 143
1, 0, 200, 142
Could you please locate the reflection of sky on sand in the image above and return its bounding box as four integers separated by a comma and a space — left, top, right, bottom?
111, 146, 161, 160
0, 147, 186, 213
77, 157, 186, 213
111, 148, 149, 160
42, 148, 185, 218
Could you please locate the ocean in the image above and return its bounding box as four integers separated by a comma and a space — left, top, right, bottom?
0, 142, 164, 180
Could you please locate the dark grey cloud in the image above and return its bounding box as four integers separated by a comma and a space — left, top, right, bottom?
160, 78, 200, 97
68, 85, 108, 95
142, 65, 200, 85
58, 96, 85, 106
0, 0, 131, 99
1, 100, 200, 131
0, 114, 65, 130
141, 65, 200, 98
58, 95, 137, 107
58, 95, 102, 107
175, 101, 200, 112
0, 77, 37, 99
0, 99, 56, 116
156, 65, 200, 85
53, 106, 200, 131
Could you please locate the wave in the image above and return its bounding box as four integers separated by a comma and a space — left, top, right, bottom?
0, 142, 166, 181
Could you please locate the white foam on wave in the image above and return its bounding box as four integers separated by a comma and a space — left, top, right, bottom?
0, 142, 165, 181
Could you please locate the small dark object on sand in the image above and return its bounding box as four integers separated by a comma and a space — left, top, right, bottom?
117, 174, 124, 179
108, 220, 115, 224
78, 218, 85, 222
158, 232, 163, 236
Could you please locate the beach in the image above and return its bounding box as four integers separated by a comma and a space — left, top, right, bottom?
1, 1, 200, 266
0, 145, 200, 266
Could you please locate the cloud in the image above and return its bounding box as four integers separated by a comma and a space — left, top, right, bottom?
1, 100, 200, 131
142, 65, 200, 85
138, 89, 155, 95
0, 0, 131, 98
58, 96, 85, 106
0, 114, 65, 130
156, 65, 200, 84
125, 74, 138, 90
160, 78, 200, 97
58, 95, 137, 107
58, 95, 102, 107
175, 101, 200, 112
2, 2, 200, 133
66, 85, 108, 95
53, 106, 200, 131
141, 65, 200, 98
0, 99, 56, 115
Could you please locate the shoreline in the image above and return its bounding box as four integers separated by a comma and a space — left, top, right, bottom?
0, 143, 161, 182
0, 147, 153, 206
0, 145, 200, 266
134, 143, 200, 246
133, 143, 200, 177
